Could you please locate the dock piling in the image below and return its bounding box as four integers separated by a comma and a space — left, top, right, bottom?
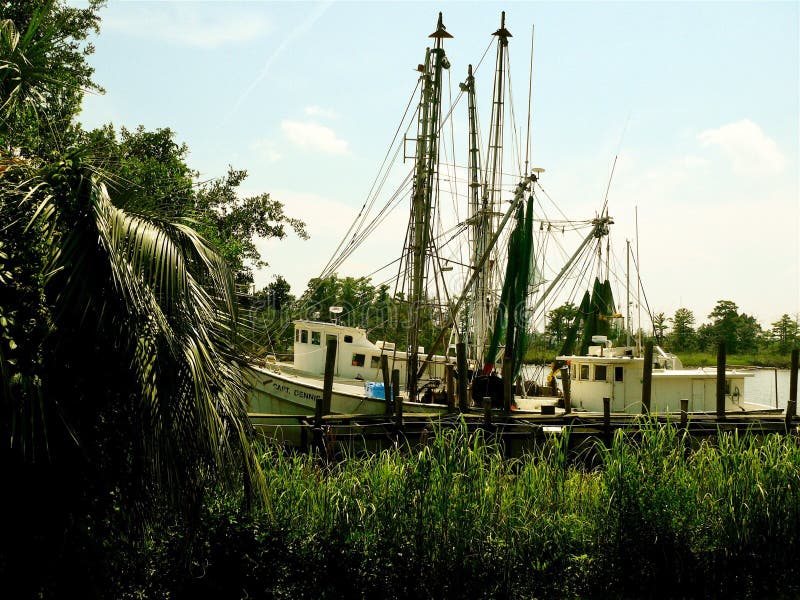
392, 368, 403, 430
446, 364, 456, 413
641, 341, 653, 413
483, 397, 492, 426
560, 365, 571, 414
680, 398, 688, 431
381, 355, 392, 416
716, 341, 726, 420
457, 342, 468, 412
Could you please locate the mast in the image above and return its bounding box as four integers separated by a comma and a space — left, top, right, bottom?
477, 11, 512, 370
407, 13, 451, 401
462, 64, 489, 366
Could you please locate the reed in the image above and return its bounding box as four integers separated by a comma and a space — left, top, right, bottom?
124, 421, 800, 598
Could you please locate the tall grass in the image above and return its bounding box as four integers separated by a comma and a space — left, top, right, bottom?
122, 422, 800, 599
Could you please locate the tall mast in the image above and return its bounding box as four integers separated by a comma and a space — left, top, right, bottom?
407, 12, 451, 401
462, 64, 488, 366
481, 11, 511, 368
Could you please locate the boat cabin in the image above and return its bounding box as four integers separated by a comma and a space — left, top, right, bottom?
561, 342, 752, 413
292, 320, 449, 385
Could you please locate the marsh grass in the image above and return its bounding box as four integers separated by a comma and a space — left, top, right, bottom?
126, 421, 800, 599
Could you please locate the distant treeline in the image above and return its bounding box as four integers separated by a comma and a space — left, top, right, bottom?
247, 274, 799, 361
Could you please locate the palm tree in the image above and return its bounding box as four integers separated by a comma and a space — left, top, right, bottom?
1, 9, 266, 593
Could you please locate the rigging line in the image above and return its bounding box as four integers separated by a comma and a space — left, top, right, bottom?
320, 78, 421, 277
325, 136, 409, 273
534, 181, 573, 224
325, 170, 413, 274
524, 24, 535, 176
504, 50, 525, 178
628, 249, 657, 332
601, 154, 618, 217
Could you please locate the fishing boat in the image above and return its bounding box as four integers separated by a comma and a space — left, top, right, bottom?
246, 12, 774, 433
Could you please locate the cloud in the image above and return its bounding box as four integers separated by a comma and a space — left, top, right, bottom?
281, 120, 350, 156
697, 119, 787, 176
250, 139, 282, 163
103, 6, 270, 48
304, 105, 338, 119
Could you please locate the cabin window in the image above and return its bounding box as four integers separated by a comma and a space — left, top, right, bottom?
300, 330, 308, 344
352, 353, 365, 367
344, 335, 353, 343
615, 366, 624, 382
311, 331, 321, 345
370, 356, 381, 369
594, 365, 607, 381
571, 364, 576, 379
580, 364, 589, 380
295, 329, 300, 342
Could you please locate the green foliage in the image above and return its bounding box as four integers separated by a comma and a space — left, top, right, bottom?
544, 301, 578, 348
668, 307, 696, 351
82, 125, 308, 284
97, 424, 800, 599
0, 0, 104, 152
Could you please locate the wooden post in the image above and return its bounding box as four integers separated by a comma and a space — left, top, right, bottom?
502, 359, 513, 412
446, 364, 456, 413
381, 355, 393, 416
603, 397, 611, 447
392, 368, 403, 429
680, 398, 688, 431
716, 341, 726, 420
314, 338, 337, 453
456, 342, 468, 412
787, 349, 798, 433
322, 338, 337, 416
785, 400, 796, 433
483, 397, 492, 426
641, 341, 653, 413
560, 365, 571, 414
790, 349, 798, 413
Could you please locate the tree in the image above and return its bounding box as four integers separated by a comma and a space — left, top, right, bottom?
1, 150, 267, 595
770, 314, 799, 353
1, 1, 104, 153
83, 126, 308, 284
652, 312, 668, 346
668, 308, 696, 351
544, 302, 578, 349
706, 300, 742, 353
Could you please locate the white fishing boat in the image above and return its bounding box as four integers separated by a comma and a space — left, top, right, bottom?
247, 12, 774, 429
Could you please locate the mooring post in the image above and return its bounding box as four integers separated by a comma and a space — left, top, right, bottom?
322, 338, 336, 415
314, 338, 337, 452
641, 341, 653, 413
446, 364, 456, 413
680, 398, 688, 431
789, 349, 798, 412
392, 368, 403, 430
502, 359, 513, 412
456, 341, 468, 412
560, 365, 571, 414
787, 349, 798, 432
483, 396, 492, 426
381, 355, 393, 416
716, 341, 726, 421
603, 397, 611, 447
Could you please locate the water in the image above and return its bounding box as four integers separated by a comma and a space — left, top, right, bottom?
746, 368, 791, 409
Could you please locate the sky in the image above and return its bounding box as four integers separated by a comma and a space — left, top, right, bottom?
77, 1, 799, 329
